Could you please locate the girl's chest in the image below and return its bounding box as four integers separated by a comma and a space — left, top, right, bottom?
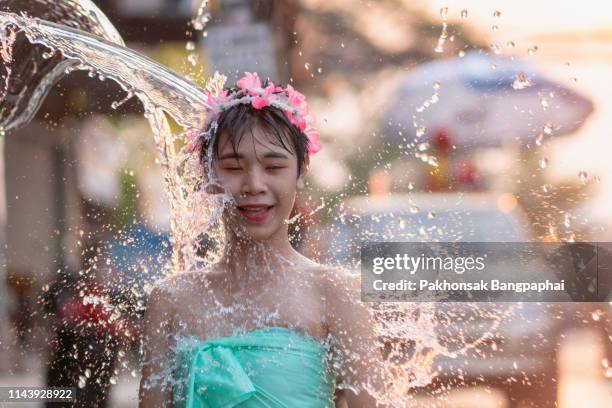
173, 283, 328, 342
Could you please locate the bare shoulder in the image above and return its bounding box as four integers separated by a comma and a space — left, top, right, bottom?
305, 263, 360, 299
317, 264, 360, 291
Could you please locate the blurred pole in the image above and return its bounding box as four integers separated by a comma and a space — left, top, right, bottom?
0, 136, 10, 369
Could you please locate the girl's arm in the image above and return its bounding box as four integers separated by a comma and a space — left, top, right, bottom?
138, 284, 176, 408
325, 268, 388, 407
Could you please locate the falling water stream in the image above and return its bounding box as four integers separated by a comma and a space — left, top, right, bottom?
0, 2, 522, 406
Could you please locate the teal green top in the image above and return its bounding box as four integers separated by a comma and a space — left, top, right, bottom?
173, 326, 337, 408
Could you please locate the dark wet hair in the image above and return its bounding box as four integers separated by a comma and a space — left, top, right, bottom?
199, 86, 310, 176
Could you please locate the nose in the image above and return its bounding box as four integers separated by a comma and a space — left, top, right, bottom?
240, 167, 267, 196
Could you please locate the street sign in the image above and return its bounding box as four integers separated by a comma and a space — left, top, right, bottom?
203, 22, 278, 82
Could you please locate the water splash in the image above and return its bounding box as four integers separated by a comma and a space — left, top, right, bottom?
0, 4, 517, 406
0, 0, 123, 133
434, 7, 449, 54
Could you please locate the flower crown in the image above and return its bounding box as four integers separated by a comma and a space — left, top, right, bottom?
187, 72, 322, 155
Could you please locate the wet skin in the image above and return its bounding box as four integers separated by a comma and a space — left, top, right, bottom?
139, 127, 384, 407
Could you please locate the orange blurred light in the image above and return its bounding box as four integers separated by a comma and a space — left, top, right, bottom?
497, 192, 517, 213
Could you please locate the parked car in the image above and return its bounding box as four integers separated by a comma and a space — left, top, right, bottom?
324, 192, 564, 407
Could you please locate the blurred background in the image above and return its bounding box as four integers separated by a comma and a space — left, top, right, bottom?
0, 0, 611, 407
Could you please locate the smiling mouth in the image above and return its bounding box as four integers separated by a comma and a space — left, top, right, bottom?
238, 205, 274, 214
237, 205, 274, 221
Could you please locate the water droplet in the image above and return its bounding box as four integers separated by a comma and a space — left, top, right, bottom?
427, 156, 439, 167
109, 376, 117, 385
570, 76, 578, 83
304, 63, 311, 71
42, 51, 53, 59
85, 368, 91, 378
409, 206, 419, 214
317, 67, 323, 74
506, 41, 516, 48
440, 7, 448, 19
542, 184, 552, 193
528, 46, 539, 55
340, 42, 345, 48
408, 182, 415, 190
493, 10, 502, 17
416, 126, 426, 137
188, 53, 198, 66
535, 133, 544, 146
512, 72, 533, 90
591, 309, 602, 321
192, 10, 211, 31
417, 142, 429, 152
461, 9, 468, 19
78, 376, 87, 388
427, 211, 436, 219
490, 44, 501, 54
492, 25, 499, 32
564, 213, 571, 228
185, 41, 195, 51
458, 50, 465, 57
490, 63, 497, 70
538, 157, 548, 169
543, 122, 554, 135
88, 70, 96, 78
578, 171, 588, 184
433, 81, 440, 91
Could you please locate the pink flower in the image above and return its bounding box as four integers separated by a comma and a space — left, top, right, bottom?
308, 142, 322, 154
306, 128, 320, 143
286, 85, 307, 110
263, 83, 276, 96
250, 83, 277, 109
251, 96, 271, 109
206, 89, 228, 113
305, 128, 322, 154
287, 112, 307, 132
236, 72, 263, 95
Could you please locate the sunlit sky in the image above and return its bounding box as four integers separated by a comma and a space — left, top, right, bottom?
426, 0, 612, 36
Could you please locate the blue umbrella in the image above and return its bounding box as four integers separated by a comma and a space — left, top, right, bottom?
383, 51, 593, 148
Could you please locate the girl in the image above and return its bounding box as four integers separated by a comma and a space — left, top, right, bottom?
139, 72, 383, 407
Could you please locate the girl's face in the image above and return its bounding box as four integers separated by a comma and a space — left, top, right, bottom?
213, 126, 308, 242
